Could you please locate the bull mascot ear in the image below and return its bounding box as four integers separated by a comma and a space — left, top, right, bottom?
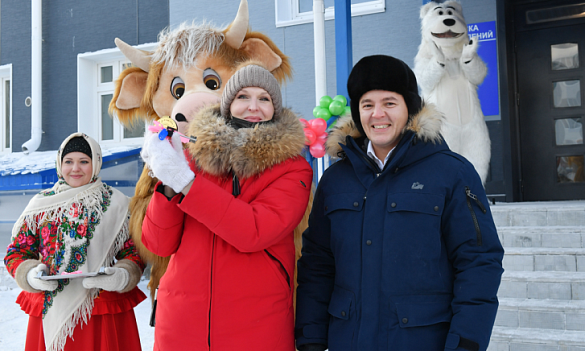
108, 39, 151, 126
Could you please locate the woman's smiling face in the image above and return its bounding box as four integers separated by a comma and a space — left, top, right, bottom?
229, 87, 275, 122
61, 152, 93, 187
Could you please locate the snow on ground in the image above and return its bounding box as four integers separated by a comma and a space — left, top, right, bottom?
0, 278, 155, 351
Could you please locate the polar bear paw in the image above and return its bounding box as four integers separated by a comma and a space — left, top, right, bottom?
431, 42, 446, 67
461, 36, 479, 64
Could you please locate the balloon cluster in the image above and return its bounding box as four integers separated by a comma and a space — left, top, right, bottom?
312, 95, 350, 124
302, 95, 350, 158
299, 117, 327, 158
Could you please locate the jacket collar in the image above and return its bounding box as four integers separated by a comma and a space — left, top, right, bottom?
186, 104, 306, 179
326, 102, 446, 170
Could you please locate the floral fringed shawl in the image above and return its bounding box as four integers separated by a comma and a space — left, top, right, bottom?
8, 178, 130, 351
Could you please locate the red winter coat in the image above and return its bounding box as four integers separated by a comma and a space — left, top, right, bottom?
142, 106, 313, 351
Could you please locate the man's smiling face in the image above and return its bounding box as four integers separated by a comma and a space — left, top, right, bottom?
359, 90, 409, 160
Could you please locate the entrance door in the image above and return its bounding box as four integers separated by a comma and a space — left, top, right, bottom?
515, 8, 585, 201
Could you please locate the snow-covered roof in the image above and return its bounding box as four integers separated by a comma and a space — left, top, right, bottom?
0, 144, 143, 191
0, 144, 141, 176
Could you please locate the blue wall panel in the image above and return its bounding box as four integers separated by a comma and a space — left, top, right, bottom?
468, 21, 499, 118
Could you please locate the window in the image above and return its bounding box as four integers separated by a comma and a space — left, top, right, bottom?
551, 43, 579, 70
78, 43, 156, 145
0, 64, 12, 154
553, 80, 581, 108
96, 61, 145, 143
555, 117, 583, 145
276, 0, 385, 27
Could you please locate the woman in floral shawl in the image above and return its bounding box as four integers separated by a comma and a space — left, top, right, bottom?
4, 132, 146, 351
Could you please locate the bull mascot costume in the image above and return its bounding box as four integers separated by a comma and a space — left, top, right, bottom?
109, 0, 311, 313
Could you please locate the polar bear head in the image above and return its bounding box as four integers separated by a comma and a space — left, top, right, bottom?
420, 1, 467, 48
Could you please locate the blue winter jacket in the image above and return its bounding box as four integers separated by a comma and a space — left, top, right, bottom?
295, 104, 504, 351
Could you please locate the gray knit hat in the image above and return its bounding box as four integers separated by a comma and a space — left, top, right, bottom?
220, 64, 282, 120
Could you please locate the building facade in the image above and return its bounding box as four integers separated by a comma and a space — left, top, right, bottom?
0, 0, 169, 241
0, 0, 583, 203
170, 0, 583, 202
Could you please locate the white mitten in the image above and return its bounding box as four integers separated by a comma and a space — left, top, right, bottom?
461, 36, 479, 64
141, 131, 195, 193
82, 267, 129, 292
27, 264, 58, 291
140, 130, 154, 166
430, 42, 446, 66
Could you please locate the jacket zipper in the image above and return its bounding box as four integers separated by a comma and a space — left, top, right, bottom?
232, 171, 240, 197
265, 250, 290, 289
359, 153, 382, 176
208, 234, 216, 348
465, 186, 486, 246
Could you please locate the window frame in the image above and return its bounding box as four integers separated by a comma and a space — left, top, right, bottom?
0, 64, 12, 154
78, 43, 156, 146
275, 0, 385, 27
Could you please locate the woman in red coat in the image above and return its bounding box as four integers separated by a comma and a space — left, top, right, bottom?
140, 63, 313, 350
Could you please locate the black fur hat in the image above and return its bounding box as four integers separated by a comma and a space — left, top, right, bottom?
347, 55, 422, 136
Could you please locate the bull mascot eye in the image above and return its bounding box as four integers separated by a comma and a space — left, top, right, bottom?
171, 77, 185, 99
203, 68, 221, 90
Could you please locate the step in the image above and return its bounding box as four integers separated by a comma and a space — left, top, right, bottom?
503, 247, 585, 272
491, 201, 585, 227
498, 226, 585, 248
498, 271, 585, 300
495, 298, 585, 331
489, 326, 585, 351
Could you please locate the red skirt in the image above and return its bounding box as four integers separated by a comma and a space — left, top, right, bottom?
18, 287, 146, 351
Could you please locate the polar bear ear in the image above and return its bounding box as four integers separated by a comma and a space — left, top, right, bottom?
420, 2, 436, 19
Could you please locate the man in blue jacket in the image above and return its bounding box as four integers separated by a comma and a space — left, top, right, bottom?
295, 55, 504, 351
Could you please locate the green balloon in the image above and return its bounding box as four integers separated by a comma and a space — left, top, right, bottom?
319, 96, 333, 109
313, 106, 324, 118
343, 106, 351, 116
333, 95, 348, 106
316, 108, 332, 121
328, 100, 345, 116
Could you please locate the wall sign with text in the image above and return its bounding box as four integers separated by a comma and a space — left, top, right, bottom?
468, 21, 500, 119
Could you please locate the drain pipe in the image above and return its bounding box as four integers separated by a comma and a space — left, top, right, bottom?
313, 0, 327, 104
313, 0, 327, 180
22, 0, 42, 154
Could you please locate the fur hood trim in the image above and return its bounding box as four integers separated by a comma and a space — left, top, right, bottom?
326, 102, 444, 158
187, 104, 306, 178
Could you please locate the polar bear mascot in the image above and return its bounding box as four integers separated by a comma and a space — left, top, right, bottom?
414, 0, 490, 184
